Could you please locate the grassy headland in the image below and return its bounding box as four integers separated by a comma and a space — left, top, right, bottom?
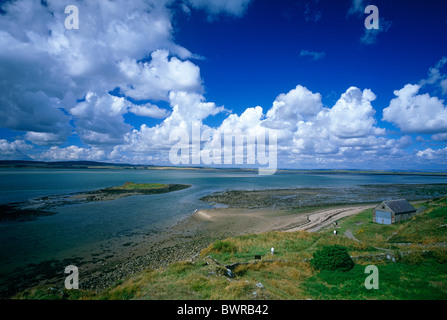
16, 196, 447, 300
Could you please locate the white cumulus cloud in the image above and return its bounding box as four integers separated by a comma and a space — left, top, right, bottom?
0, 0, 200, 148
383, 84, 447, 134
112, 91, 227, 162
0, 139, 33, 160
417, 147, 447, 161
118, 50, 203, 101
33, 145, 106, 162
129, 104, 170, 119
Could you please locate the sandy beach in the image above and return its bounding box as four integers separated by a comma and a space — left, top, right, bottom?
191, 204, 374, 234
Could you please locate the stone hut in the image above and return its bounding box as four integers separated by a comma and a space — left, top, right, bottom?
373, 199, 416, 225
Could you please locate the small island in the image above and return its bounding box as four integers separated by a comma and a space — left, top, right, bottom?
0, 182, 191, 223
72, 182, 191, 202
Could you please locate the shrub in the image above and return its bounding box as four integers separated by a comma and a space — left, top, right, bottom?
310, 245, 354, 272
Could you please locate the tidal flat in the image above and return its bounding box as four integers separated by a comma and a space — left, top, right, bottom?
200, 183, 447, 209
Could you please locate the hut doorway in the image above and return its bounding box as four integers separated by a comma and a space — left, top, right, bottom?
375, 210, 391, 225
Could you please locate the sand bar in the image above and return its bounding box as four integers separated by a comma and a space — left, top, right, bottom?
191, 204, 374, 235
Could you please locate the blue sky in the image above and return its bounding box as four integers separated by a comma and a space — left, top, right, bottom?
0, 0, 447, 171
174, 0, 445, 119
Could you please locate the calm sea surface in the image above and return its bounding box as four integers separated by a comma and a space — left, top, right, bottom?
1, 168, 447, 295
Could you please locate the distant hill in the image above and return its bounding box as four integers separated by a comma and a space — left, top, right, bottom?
0, 160, 151, 169
0, 160, 446, 175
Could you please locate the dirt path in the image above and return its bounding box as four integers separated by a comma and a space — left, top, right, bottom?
283, 205, 374, 233
344, 229, 360, 242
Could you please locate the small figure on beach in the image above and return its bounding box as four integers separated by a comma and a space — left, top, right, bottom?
271, 247, 275, 255
194, 209, 198, 213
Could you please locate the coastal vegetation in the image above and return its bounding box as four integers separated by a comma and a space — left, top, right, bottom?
107, 182, 168, 190
91, 181, 191, 196
73, 182, 191, 202
15, 196, 447, 300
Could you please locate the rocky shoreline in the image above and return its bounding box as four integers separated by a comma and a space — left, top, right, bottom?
200, 184, 447, 209
79, 229, 223, 293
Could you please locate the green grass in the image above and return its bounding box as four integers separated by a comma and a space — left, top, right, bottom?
16, 197, 447, 300
302, 260, 447, 300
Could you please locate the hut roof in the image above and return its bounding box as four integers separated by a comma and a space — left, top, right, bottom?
383, 199, 416, 214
